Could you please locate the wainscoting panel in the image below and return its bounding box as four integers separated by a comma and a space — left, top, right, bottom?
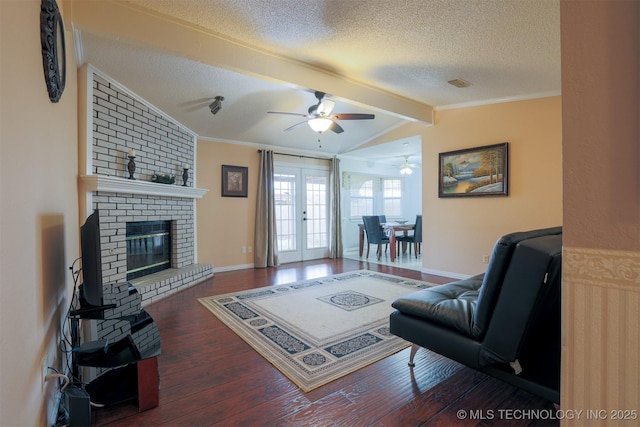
561, 247, 640, 426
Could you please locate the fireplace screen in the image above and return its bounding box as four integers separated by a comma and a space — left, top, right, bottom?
126, 221, 172, 280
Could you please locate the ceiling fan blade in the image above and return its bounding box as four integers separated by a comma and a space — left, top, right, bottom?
181, 98, 216, 112
329, 121, 344, 134
284, 121, 308, 132
332, 113, 375, 120
268, 111, 308, 117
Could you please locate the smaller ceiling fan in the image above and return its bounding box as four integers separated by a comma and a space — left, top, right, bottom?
268, 91, 375, 134
397, 155, 420, 175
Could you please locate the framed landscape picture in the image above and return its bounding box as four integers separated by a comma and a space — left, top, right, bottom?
438, 142, 509, 198
221, 165, 248, 197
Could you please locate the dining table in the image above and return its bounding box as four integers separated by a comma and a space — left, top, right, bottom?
358, 222, 415, 262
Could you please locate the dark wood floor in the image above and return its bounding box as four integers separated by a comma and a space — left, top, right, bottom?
92, 259, 558, 426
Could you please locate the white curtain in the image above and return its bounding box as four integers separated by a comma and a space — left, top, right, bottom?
254, 150, 279, 267
329, 156, 343, 258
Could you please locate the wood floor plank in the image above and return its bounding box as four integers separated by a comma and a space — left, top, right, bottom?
207, 387, 313, 426
476, 387, 558, 427
360, 365, 486, 427
424, 373, 558, 427
336, 352, 460, 406
91, 259, 557, 426
246, 391, 354, 427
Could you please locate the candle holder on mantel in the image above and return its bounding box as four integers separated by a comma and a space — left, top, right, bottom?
127, 155, 136, 180
182, 166, 189, 187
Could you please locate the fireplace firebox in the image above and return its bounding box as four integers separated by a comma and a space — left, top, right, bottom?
126, 221, 172, 280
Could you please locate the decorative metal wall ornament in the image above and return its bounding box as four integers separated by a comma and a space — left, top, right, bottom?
40, 0, 66, 102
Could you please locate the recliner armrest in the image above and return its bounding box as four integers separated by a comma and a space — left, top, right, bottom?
480, 234, 562, 366
472, 226, 562, 337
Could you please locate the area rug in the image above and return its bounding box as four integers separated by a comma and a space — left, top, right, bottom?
198, 270, 435, 392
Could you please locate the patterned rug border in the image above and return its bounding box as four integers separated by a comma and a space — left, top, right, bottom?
198, 270, 435, 392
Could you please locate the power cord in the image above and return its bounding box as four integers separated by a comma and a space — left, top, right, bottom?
50, 259, 83, 427
63, 258, 83, 383
44, 372, 70, 392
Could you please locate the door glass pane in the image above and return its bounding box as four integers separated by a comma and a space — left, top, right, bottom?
274, 173, 296, 251
305, 174, 328, 249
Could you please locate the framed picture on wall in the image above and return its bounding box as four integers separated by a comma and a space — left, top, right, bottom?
221, 165, 248, 197
438, 142, 509, 198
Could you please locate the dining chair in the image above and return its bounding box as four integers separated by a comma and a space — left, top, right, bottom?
396, 214, 422, 258
362, 216, 389, 259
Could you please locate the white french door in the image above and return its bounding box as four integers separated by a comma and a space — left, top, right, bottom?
274, 165, 330, 263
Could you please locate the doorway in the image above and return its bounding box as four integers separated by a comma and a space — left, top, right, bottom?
274, 165, 330, 263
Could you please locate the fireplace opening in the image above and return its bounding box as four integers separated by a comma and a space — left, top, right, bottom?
126, 221, 172, 280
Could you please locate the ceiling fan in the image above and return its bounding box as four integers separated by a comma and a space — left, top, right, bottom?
267, 91, 375, 134
397, 155, 420, 175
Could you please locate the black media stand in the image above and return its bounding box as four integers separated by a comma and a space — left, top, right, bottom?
68, 282, 161, 417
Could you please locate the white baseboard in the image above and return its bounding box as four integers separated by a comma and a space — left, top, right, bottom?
211, 263, 472, 280
213, 263, 255, 273
421, 268, 472, 280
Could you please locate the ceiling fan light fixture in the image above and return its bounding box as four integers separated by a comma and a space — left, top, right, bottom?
400, 165, 413, 175
308, 117, 333, 133
400, 156, 414, 175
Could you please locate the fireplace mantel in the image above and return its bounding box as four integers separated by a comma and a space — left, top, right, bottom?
80, 174, 208, 199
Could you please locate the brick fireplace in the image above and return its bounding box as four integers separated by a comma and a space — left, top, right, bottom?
126, 220, 172, 280
89, 190, 212, 305
79, 65, 213, 306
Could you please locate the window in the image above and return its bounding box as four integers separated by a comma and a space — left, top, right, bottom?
383, 179, 402, 216
345, 173, 403, 219
349, 177, 374, 217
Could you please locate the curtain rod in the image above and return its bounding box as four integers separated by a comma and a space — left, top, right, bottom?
257, 149, 331, 161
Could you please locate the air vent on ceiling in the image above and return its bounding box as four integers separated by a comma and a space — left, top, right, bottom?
448, 78, 472, 88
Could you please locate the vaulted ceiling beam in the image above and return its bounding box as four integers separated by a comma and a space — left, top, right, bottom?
68, 0, 433, 125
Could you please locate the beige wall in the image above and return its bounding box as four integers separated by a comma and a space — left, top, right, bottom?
197, 144, 335, 270
561, 1, 640, 252
421, 97, 563, 276
0, 1, 79, 425
196, 141, 260, 269
1, 1, 636, 425
560, 2, 640, 424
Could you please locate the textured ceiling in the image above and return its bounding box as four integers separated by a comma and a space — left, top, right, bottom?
74, 0, 561, 160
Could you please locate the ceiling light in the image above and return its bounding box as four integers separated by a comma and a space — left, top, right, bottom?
209, 96, 224, 115
400, 165, 413, 175
400, 158, 413, 174
308, 118, 332, 133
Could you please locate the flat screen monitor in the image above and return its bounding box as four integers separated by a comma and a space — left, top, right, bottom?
79, 210, 103, 307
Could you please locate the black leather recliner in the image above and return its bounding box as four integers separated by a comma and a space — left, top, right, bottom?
389, 227, 562, 403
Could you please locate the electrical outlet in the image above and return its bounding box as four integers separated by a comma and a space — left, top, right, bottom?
241, 246, 247, 254
483, 255, 490, 264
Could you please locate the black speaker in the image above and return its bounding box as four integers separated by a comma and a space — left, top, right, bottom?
65, 386, 91, 426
